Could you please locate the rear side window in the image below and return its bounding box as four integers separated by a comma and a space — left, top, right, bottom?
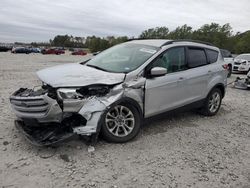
206, 49, 218, 63
187, 48, 207, 68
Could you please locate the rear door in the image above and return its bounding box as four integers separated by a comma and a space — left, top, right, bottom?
184, 47, 210, 101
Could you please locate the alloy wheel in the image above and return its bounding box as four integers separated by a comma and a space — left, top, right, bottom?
105, 105, 135, 137
208, 92, 221, 113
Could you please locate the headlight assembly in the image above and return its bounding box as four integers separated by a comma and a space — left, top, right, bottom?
242, 61, 247, 65
57, 88, 82, 99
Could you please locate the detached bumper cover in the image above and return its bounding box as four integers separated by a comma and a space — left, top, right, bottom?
15, 120, 74, 146
233, 77, 250, 90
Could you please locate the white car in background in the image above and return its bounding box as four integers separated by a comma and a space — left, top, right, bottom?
233, 54, 250, 73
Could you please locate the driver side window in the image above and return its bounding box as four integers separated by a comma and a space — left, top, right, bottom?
151, 47, 187, 73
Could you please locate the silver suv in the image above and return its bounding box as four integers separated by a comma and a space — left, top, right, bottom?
10, 39, 228, 145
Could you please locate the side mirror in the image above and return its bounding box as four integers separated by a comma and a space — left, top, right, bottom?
93, 51, 101, 56
150, 67, 167, 77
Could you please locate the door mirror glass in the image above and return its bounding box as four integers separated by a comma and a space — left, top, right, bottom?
150, 67, 167, 77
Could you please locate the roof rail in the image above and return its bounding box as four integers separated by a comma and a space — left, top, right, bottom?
160, 40, 174, 47
171, 39, 215, 46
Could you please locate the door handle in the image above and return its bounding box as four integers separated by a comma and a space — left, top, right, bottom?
177, 77, 184, 83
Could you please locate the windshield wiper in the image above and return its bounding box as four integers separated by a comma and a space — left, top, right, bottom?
86, 64, 108, 72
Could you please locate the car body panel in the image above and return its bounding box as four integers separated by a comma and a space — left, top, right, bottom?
37, 63, 125, 87
145, 71, 188, 117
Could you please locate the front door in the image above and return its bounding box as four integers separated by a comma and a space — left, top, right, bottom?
144, 47, 189, 117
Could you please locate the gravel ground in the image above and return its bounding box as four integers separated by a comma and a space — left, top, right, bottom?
0, 52, 249, 188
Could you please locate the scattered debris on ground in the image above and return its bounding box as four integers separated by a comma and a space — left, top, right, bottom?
233, 72, 250, 90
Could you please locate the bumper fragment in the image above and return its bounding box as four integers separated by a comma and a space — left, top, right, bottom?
15, 120, 74, 146
233, 77, 250, 90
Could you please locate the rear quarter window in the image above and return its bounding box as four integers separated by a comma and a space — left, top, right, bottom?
206, 49, 218, 63
187, 48, 207, 68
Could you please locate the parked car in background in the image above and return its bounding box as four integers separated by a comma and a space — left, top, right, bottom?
9, 39, 228, 145
71, 50, 87, 55
12, 47, 31, 54
42, 48, 65, 55
233, 54, 250, 73
30, 47, 41, 53
220, 49, 234, 77
0, 46, 9, 52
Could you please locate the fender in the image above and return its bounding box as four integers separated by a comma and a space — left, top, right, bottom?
207, 83, 226, 98
206, 74, 226, 98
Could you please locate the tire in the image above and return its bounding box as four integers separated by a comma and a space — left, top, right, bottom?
200, 88, 222, 116
227, 65, 232, 77
101, 103, 141, 143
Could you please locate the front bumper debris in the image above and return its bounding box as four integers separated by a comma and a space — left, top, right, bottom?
15, 120, 74, 146
9, 87, 111, 145
233, 77, 250, 90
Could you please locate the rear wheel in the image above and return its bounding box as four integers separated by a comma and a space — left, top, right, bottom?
101, 103, 141, 143
200, 88, 222, 116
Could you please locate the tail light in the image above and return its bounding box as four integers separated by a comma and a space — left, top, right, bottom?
222, 64, 229, 70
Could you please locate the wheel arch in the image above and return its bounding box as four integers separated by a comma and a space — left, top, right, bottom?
96, 97, 143, 135
112, 97, 143, 119
208, 83, 225, 98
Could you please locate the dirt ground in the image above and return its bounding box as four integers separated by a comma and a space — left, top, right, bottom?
0, 52, 249, 188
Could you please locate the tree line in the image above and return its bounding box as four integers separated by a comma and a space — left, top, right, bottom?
32, 23, 250, 54
139, 23, 250, 54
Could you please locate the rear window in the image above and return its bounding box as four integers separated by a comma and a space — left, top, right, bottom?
206, 49, 218, 63
188, 48, 207, 68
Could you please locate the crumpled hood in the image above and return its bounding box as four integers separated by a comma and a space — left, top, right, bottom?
37, 63, 125, 87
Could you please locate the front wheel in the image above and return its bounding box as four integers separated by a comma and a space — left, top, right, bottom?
101, 103, 141, 143
200, 88, 222, 116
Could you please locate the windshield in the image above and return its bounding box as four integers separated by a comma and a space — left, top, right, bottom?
235, 54, 250, 61
86, 43, 159, 73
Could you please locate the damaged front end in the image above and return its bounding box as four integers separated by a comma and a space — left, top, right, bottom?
9, 83, 118, 146
9, 78, 144, 146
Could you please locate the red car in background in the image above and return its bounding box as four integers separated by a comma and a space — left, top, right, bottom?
71, 50, 87, 56
42, 48, 65, 55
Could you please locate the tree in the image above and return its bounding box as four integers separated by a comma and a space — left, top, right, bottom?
41, 23, 249, 53
50, 35, 86, 48
192, 23, 232, 49
233, 31, 250, 54
168, 24, 193, 39
139, 27, 169, 39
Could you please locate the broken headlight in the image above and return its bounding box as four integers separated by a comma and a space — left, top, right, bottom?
57, 88, 82, 99
57, 85, 111, 99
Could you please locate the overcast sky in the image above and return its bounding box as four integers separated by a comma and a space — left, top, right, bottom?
0, 0, 249, 43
